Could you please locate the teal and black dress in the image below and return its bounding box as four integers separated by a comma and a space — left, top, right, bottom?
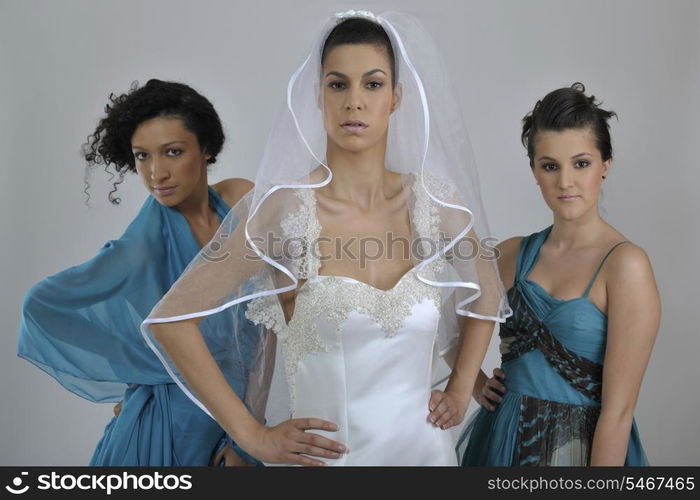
18, 187, 259, 465
459, 226, 647, 466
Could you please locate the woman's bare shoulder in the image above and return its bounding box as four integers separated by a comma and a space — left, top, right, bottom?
212, 178, 254, 207
496, 236, 524, 260
602, 240, 654, 282
495, 236, 524, 289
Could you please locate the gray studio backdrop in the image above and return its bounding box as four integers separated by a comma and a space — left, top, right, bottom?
1, 0, 697, 465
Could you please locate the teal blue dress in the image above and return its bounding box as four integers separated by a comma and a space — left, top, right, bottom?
459, 226, 648, 466
18, 187, 258, 465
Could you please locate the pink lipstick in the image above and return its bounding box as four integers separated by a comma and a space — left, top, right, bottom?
153, 186, 177, 196
341, 120, 368, 133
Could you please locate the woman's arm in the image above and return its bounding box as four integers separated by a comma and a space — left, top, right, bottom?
429, 316, 496, 428
470, 237, 518, 408
150, 319, 347, 466
428, 236, 521, 427
494, 237, 522, 291
150, 320, 262, 446
589, 244, 660, 465
439, 236, 520, 421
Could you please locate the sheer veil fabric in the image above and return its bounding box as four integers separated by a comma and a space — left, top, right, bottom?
141, 10, 512, 426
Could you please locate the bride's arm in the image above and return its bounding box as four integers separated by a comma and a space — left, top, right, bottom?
151, 318, 347, 465
147, 188, 348, 464
151, 319, 259, 440
429, 317, 496, 429
428, 231, 511, 429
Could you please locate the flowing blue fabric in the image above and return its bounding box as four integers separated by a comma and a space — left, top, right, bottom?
459, 226, 648, 466
18, 187, 256, 465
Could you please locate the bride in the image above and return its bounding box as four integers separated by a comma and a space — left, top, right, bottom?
142, 11, 510, 466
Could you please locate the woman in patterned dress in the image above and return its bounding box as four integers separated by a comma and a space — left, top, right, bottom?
460, 83, 659, 466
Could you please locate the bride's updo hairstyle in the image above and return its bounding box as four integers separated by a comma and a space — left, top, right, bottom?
321, 17, 398, 88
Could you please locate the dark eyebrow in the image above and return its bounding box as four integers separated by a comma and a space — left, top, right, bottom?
132, 141, 186, 150
362, 68, 386, 77
571, 152, 592, 159
325, 68, 387, 79
537, 156, 557, 162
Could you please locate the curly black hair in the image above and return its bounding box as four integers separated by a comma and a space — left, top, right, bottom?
83, 79, 225, 204
521, 82, 617, 168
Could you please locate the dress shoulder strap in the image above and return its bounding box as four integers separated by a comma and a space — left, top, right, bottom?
515, 226, 552, 282
207, 185, 231, 218
582, 240, 631, 297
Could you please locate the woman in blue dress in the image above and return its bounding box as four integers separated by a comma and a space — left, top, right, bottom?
460, 83, 660, 466
17, 79, 257, 466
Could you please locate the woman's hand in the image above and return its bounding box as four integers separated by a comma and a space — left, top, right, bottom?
428, 389, 469, 430
114, 383, 140, 417
242, 418, 347, 466
476, 368, 506, 411
211, 444, 252, 467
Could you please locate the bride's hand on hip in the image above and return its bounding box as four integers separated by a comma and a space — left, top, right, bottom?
244, 418, 347, 466
428, 389, 468, 430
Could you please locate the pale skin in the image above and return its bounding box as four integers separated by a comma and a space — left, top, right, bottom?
473, 127, 660, 465
113, 115, 254, 466
150, 43, 496, 465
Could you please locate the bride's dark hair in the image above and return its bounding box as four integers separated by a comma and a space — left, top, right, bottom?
82, 79, 225, 204
321, 18, 397, 87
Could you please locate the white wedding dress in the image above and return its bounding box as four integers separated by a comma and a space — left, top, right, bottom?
246, 183, 458, 466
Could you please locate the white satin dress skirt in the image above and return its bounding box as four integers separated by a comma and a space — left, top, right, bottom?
281, 274, 458, 466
